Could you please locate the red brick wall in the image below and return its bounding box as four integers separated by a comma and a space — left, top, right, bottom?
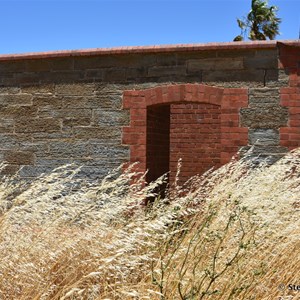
170, 103, 221, 184
122, 84, 248, 184
279, 44, 300, 150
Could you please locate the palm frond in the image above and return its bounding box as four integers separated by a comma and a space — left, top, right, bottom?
234, 0, 281, 41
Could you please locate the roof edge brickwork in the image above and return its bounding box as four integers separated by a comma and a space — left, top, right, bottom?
0, 40, 299, 62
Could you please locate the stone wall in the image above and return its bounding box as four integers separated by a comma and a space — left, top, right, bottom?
0, 41, 299, 182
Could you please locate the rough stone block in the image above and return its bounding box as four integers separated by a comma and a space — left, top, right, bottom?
0, 120, 14, 134
93, 109, 129, 126
277, 69, 290, 86
0, 73, 15, 86
249, 87, 279, 97
74, 56, 107, 70
85, 69, 104, 80
0, 61, 27, 73
19, 165, 55, 178
240, 145, 288, 165
24, 59, 51, 72
32, 131, 73, 140
177, 51, 218, 64
14, 72, 43, 85
0, 134, 20, 149
0, 94, 32, 106
38, 108, 91, 119
48, 141, 90, 158
4, 151, 35, 165
15, 118, 61, 133
240, 105, 289, 128
39, 71, 86, 84
63, 118, 91, 127
74, 166, 112, 180
62, 95, 122, 109
74, 157, 127, 167
89, 144, 129, 159
19, 142, 49, 155
74, 54, 157, 70
148, 65, 186, 77
95, 83, 122, 93
35, 158, 72, 166
73, 126, 121, 140
24, 57, 74, 73
155, 53, 178, 66
33, 96, 62, 108
249, 88, 280, 106
55, 83, 95, 96
0, 105, 38, 118
61, 96, 89, 108
249, 129, 279, 145
244, 55, 277, 69
0, 134, 31, 149
203, 69, 265, 82
0, 87, 20, 94
265, 69, 279, 85
0, 164, 20, 176
50, 57, 74, 71
125, 67, 148, 81
217, 49, 256, 58
103, 68, 127, 82
188, 58, 243, 73
94, 95, 123, 109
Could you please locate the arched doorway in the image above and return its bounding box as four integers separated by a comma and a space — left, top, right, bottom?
146, 102, 221, 186
122, 84, 248, 185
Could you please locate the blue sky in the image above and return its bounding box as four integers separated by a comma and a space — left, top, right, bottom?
0, 0, 299, 55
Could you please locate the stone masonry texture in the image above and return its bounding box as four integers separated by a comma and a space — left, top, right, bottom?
0, 41, 299, 183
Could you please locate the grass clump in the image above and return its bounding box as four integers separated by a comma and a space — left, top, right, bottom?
0, 150, 299, 300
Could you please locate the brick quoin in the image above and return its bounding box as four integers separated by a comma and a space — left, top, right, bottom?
122, 84, 248, 185
279, 43, 300, 150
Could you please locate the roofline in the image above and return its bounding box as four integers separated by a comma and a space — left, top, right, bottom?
0, 40, 299, 62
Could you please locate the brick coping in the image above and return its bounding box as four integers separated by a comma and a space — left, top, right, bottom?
0, 40, 299, 62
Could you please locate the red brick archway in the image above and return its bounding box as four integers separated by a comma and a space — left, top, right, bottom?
122, 84, 248, 184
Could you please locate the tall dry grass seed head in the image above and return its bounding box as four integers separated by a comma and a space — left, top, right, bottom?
0, 149, 299, 299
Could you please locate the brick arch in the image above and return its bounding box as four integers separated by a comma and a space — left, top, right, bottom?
143, 84, 224, 107
122, 84, 248, 184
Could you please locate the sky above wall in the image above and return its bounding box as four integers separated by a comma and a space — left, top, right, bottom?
0, 0, 299, 55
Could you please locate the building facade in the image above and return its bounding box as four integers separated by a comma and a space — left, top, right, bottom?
0, 41, 299, 183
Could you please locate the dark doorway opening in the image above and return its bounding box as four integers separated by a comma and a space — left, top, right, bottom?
123, 83, 248, 195
146, 105, 170, 198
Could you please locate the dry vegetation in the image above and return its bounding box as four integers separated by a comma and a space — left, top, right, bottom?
0, 149, 300, 300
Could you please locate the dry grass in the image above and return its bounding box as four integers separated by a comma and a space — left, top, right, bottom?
0, 149, 299, 300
